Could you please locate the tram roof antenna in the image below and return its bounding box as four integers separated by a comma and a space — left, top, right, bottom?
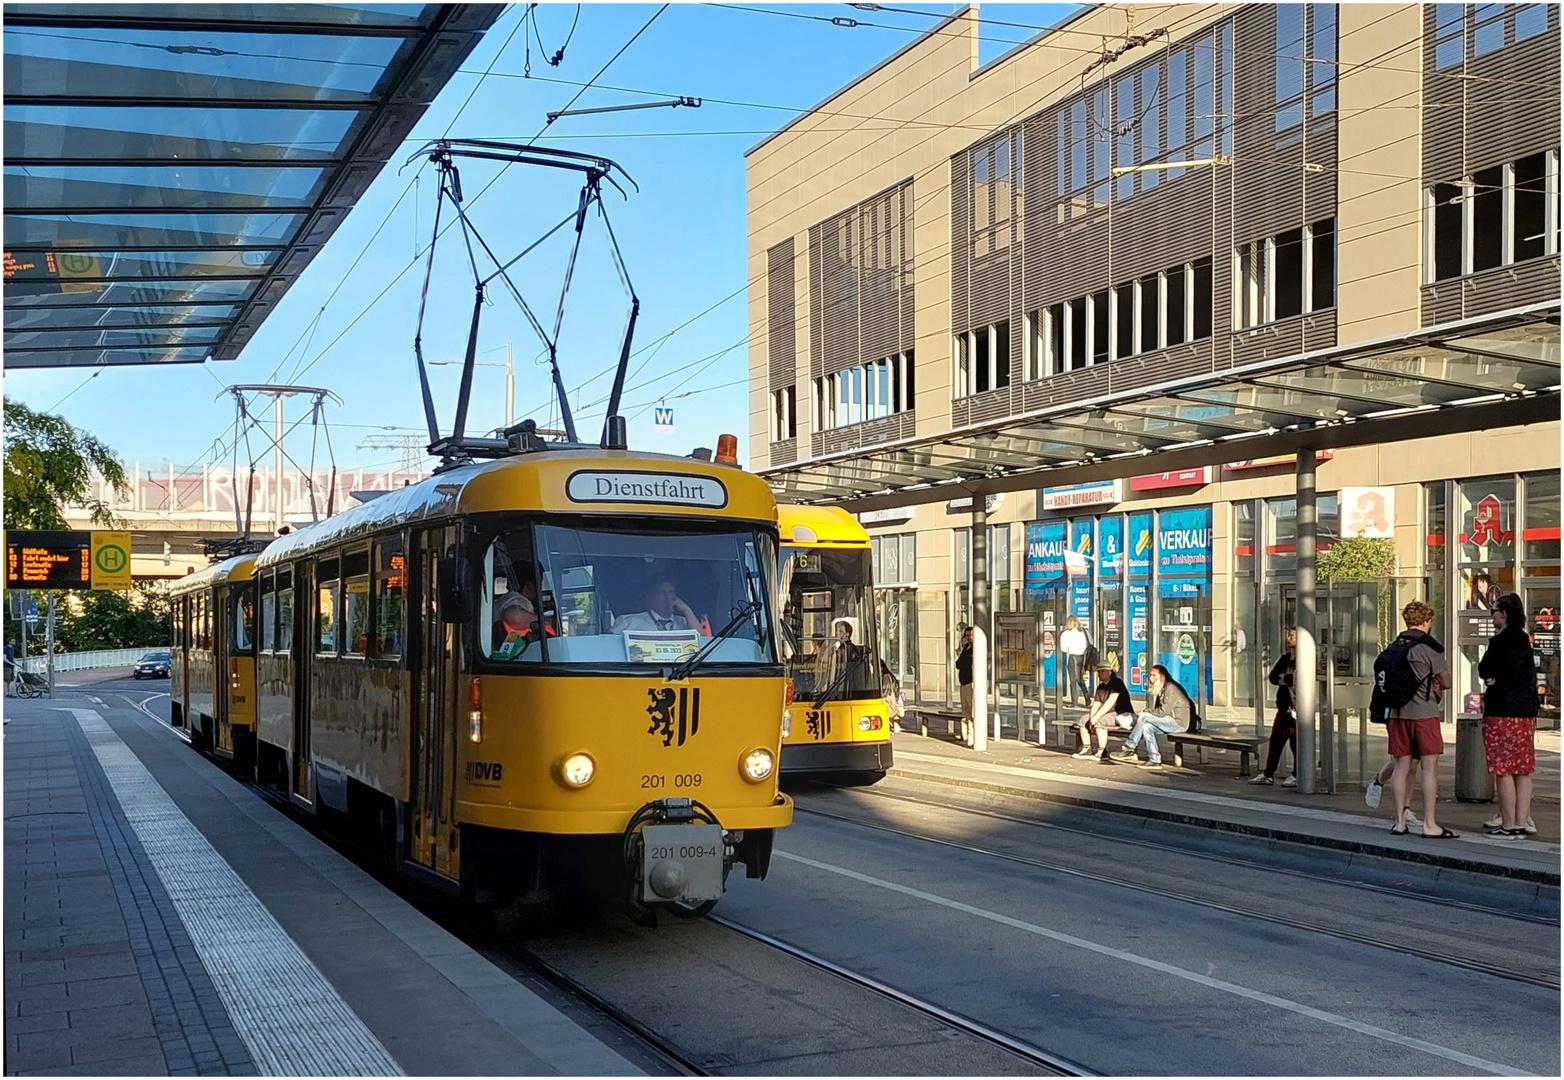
406, 138, 640, 465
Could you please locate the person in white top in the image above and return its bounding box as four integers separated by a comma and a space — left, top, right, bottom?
1059, 616, 1089, 706
611, 579, 709, 635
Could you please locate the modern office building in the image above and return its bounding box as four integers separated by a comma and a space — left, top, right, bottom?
745, 3, 1561, 770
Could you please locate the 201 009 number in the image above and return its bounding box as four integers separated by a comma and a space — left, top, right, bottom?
640, 773, 702, 788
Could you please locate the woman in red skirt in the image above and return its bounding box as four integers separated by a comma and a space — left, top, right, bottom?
1479, 593, 1539, 839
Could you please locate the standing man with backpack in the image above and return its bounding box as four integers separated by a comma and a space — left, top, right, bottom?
1376, 600, 1456, 838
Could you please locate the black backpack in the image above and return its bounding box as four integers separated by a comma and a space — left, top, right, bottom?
1369, 633, 1430, 724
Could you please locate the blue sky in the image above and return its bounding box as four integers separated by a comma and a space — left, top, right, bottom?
5, 3, 1080, 473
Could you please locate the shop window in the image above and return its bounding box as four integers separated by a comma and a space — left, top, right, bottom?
1235, 500, 1256, 578
1426, 483, 1448, 623
1524, 471, 1561, 563
1472, 164, 1504, 272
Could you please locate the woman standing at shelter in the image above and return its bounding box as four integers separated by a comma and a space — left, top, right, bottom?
1250, 628, 1299, 787
1060, 616, 1089, 706
1479, 593, 1539, 839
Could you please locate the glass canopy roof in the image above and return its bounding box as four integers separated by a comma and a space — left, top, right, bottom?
763, 306, 1561, 507
3, 3, 503, 369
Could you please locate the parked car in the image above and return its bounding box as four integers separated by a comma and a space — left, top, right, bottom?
132, 652, 171, 680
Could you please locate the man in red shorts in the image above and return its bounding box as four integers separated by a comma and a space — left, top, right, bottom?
1387, 600, 1455, 838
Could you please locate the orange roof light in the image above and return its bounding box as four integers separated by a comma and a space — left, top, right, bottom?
715, 433, 739, 465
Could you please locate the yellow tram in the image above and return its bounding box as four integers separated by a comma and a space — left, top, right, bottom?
244, 446, 792, 916
776, 505, 893, 785
168, 554, 258, 770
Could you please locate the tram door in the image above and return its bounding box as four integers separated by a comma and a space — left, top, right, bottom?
411, 527, 460, 880
291, 563, 313, 802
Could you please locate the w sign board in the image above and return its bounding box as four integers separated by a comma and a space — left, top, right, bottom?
653, 407, 674, 432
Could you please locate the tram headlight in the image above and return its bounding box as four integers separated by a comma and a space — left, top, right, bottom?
555, 752, 596, 788
741, 747, 775, 782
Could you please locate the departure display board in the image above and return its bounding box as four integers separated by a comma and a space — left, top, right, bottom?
6, 531, 92, 589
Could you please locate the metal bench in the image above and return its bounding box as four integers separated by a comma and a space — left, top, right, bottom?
1166, 732, 1267, 776
1050, 717, 1136, 753
908, 707, 966, 738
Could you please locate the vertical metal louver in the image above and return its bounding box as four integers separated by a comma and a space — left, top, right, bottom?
808, 179, 915, 379
767, 238, 795, 391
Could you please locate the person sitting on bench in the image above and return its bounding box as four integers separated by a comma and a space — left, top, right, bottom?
1112, 665, 1192, 771
1074, 662, 1135, 761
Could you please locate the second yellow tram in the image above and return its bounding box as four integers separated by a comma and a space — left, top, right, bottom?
169, 554, 258, 771
777, 505, 893, 785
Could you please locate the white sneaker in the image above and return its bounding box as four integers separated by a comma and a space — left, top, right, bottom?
1485, 814, 1537, 834
1071, 749, 1096, 760
1365, 778, 1383, 809
1281, 775, 1297, 788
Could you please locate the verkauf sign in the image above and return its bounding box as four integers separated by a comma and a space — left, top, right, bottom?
1131, 468, 1209, 491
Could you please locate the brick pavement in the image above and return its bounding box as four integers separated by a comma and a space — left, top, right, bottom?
4, 708, 255, 1076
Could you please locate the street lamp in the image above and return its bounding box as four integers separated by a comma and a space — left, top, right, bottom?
430, 343, 514, 435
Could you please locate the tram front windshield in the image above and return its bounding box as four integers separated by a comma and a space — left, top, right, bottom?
779, 545, 881, 700
481, 520, 778, 669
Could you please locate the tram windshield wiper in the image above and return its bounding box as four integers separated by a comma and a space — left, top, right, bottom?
668, 600, 763, 682
812, 650, 866, 710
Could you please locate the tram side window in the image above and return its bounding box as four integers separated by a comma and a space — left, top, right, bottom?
374, 538, 405, 660
484, 529, 546, 663
197, 595, 209, 650
276, 569, 294, 653
232, 583, 255, 654
259, 573, 275, 653
317, 558, 339, 656
173, 598, 183, 649
343, 547, 369, 657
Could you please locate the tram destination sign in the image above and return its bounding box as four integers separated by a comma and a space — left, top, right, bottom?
5, 530, 134, 590
566, 470, 727, 509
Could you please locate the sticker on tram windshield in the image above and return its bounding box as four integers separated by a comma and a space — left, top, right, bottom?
647, 686, 702, 747
566, 470, 728, 509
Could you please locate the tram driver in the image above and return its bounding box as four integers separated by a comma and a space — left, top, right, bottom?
611, 578, 710, 636
490, 577, 544, 660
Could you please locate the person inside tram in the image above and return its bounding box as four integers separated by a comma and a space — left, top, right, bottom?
490, 576, 544, 660
611, 577, 710, 636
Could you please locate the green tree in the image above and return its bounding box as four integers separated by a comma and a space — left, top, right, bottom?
3, 397, 128, 529
54, 584, 172, 651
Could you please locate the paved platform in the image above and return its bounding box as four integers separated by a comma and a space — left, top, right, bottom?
890, 722, 1561, 888
3, 693, 644, 1077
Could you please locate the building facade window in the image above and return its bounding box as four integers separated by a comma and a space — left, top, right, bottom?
1426, 149, 1561, 282
1029, 259, 1213, 376
1275, 4, 1337, 134
813, 352, 914, 430
1054, 23, 1233, 214
771, 385, 796, 441
954, 324, 1009, 397
1235, 219, 1337, 328
973, 131, 1019, 258
1435, 4, 1555, 70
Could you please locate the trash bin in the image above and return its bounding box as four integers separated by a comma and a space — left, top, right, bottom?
1454, 716, 1494, 802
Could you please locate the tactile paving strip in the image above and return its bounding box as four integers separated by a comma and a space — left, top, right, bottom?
75, 711, 404, 1077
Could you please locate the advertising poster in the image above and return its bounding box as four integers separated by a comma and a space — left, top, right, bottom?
1026, 522, 1067, 689
1127, 583, 1149, 692
1070, 519, 1094, 625
1097, 515, 1123, 581
1155, 507, 1213, 701
1127, 512, 1153, 580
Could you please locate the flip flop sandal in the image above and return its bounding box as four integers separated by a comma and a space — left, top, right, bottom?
1389, 826, 1408, 835
1420, 827, 1460, 839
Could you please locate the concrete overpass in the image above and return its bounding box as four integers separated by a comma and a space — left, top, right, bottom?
64, 464, 429, 579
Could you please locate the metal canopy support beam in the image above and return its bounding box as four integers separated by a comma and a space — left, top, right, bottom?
1295, 448, 1318, 796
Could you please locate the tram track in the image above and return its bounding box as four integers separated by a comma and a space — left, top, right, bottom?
127, 694, 1077, 1076
845, 783, 1560, 926
795, 798, 1560, 992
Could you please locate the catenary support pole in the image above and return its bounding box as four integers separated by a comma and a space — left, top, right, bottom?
1295, 449, 1317, 795
972, 496, 992, 746
45, 594, 56, 699
274, 396, 285, 535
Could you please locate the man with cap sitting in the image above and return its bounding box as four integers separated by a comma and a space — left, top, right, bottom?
1074, 661, 1136, 761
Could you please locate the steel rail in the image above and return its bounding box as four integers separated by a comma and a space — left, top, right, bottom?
845, 784, 1562, 926
794, 801, 1560, 992
708, 915, 1096, 1077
